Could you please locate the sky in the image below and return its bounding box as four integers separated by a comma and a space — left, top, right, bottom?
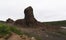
0, 0, 66, 22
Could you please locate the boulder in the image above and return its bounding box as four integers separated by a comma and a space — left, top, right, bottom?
6, 18, 14, 23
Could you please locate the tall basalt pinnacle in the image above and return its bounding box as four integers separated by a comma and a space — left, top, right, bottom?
24, 6, 37, 26
14, 6, 44, 27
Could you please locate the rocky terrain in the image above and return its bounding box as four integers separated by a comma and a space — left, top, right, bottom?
0, 6, 66, 40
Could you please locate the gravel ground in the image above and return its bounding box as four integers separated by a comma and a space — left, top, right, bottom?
18, 27, 66, 40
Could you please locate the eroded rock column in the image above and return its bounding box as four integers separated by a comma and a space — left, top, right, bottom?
24, 6, 37, 26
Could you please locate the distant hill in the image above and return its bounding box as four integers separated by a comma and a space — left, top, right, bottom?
44, 20, 66, 26
0, 20, 5, 23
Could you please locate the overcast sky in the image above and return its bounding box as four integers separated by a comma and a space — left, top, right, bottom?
0, 0, 66, 22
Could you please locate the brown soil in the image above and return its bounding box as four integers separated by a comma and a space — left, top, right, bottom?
0, 32, 36, 40
17, 26, 66, 40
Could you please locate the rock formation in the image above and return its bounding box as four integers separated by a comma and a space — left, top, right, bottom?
6, 18, 14, 23
14, 6, 44, 27
14, 19, 26, 27
24, 6, 37, 26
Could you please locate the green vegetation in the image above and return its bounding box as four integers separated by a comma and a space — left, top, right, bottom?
0, 23, 41, 40
0, 24, 10, 36
44, 20, 66, 26
10, 27, 22, 35
0, 23, 22, 37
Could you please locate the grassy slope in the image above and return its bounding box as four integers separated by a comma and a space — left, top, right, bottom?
0, 22, 41, 40
44, 20, 66, 26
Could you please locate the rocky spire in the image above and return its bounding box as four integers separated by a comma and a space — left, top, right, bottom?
24, 6, 37, 26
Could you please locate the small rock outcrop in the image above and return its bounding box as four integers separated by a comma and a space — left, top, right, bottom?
6, 18, 14, 23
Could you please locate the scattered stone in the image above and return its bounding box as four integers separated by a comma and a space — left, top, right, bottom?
7, 33, 36, 40
46, 35, 49, 37
8, 33, 22, 40
4, 34, 12, 40
21, 34, 31, 40
21, 34, 27, 39
31, 37, 36, 40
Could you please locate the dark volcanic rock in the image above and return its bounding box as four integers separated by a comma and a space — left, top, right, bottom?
14, 19, 26, 27
24, 6, 37, 27
14, 6, 44, 27
6, 18, 14, 23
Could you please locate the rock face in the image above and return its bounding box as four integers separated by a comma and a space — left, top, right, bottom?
14, 6, 44, 27
14, 19, 26, 27
6, 18, 14, 23
24, 6, 37, 26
